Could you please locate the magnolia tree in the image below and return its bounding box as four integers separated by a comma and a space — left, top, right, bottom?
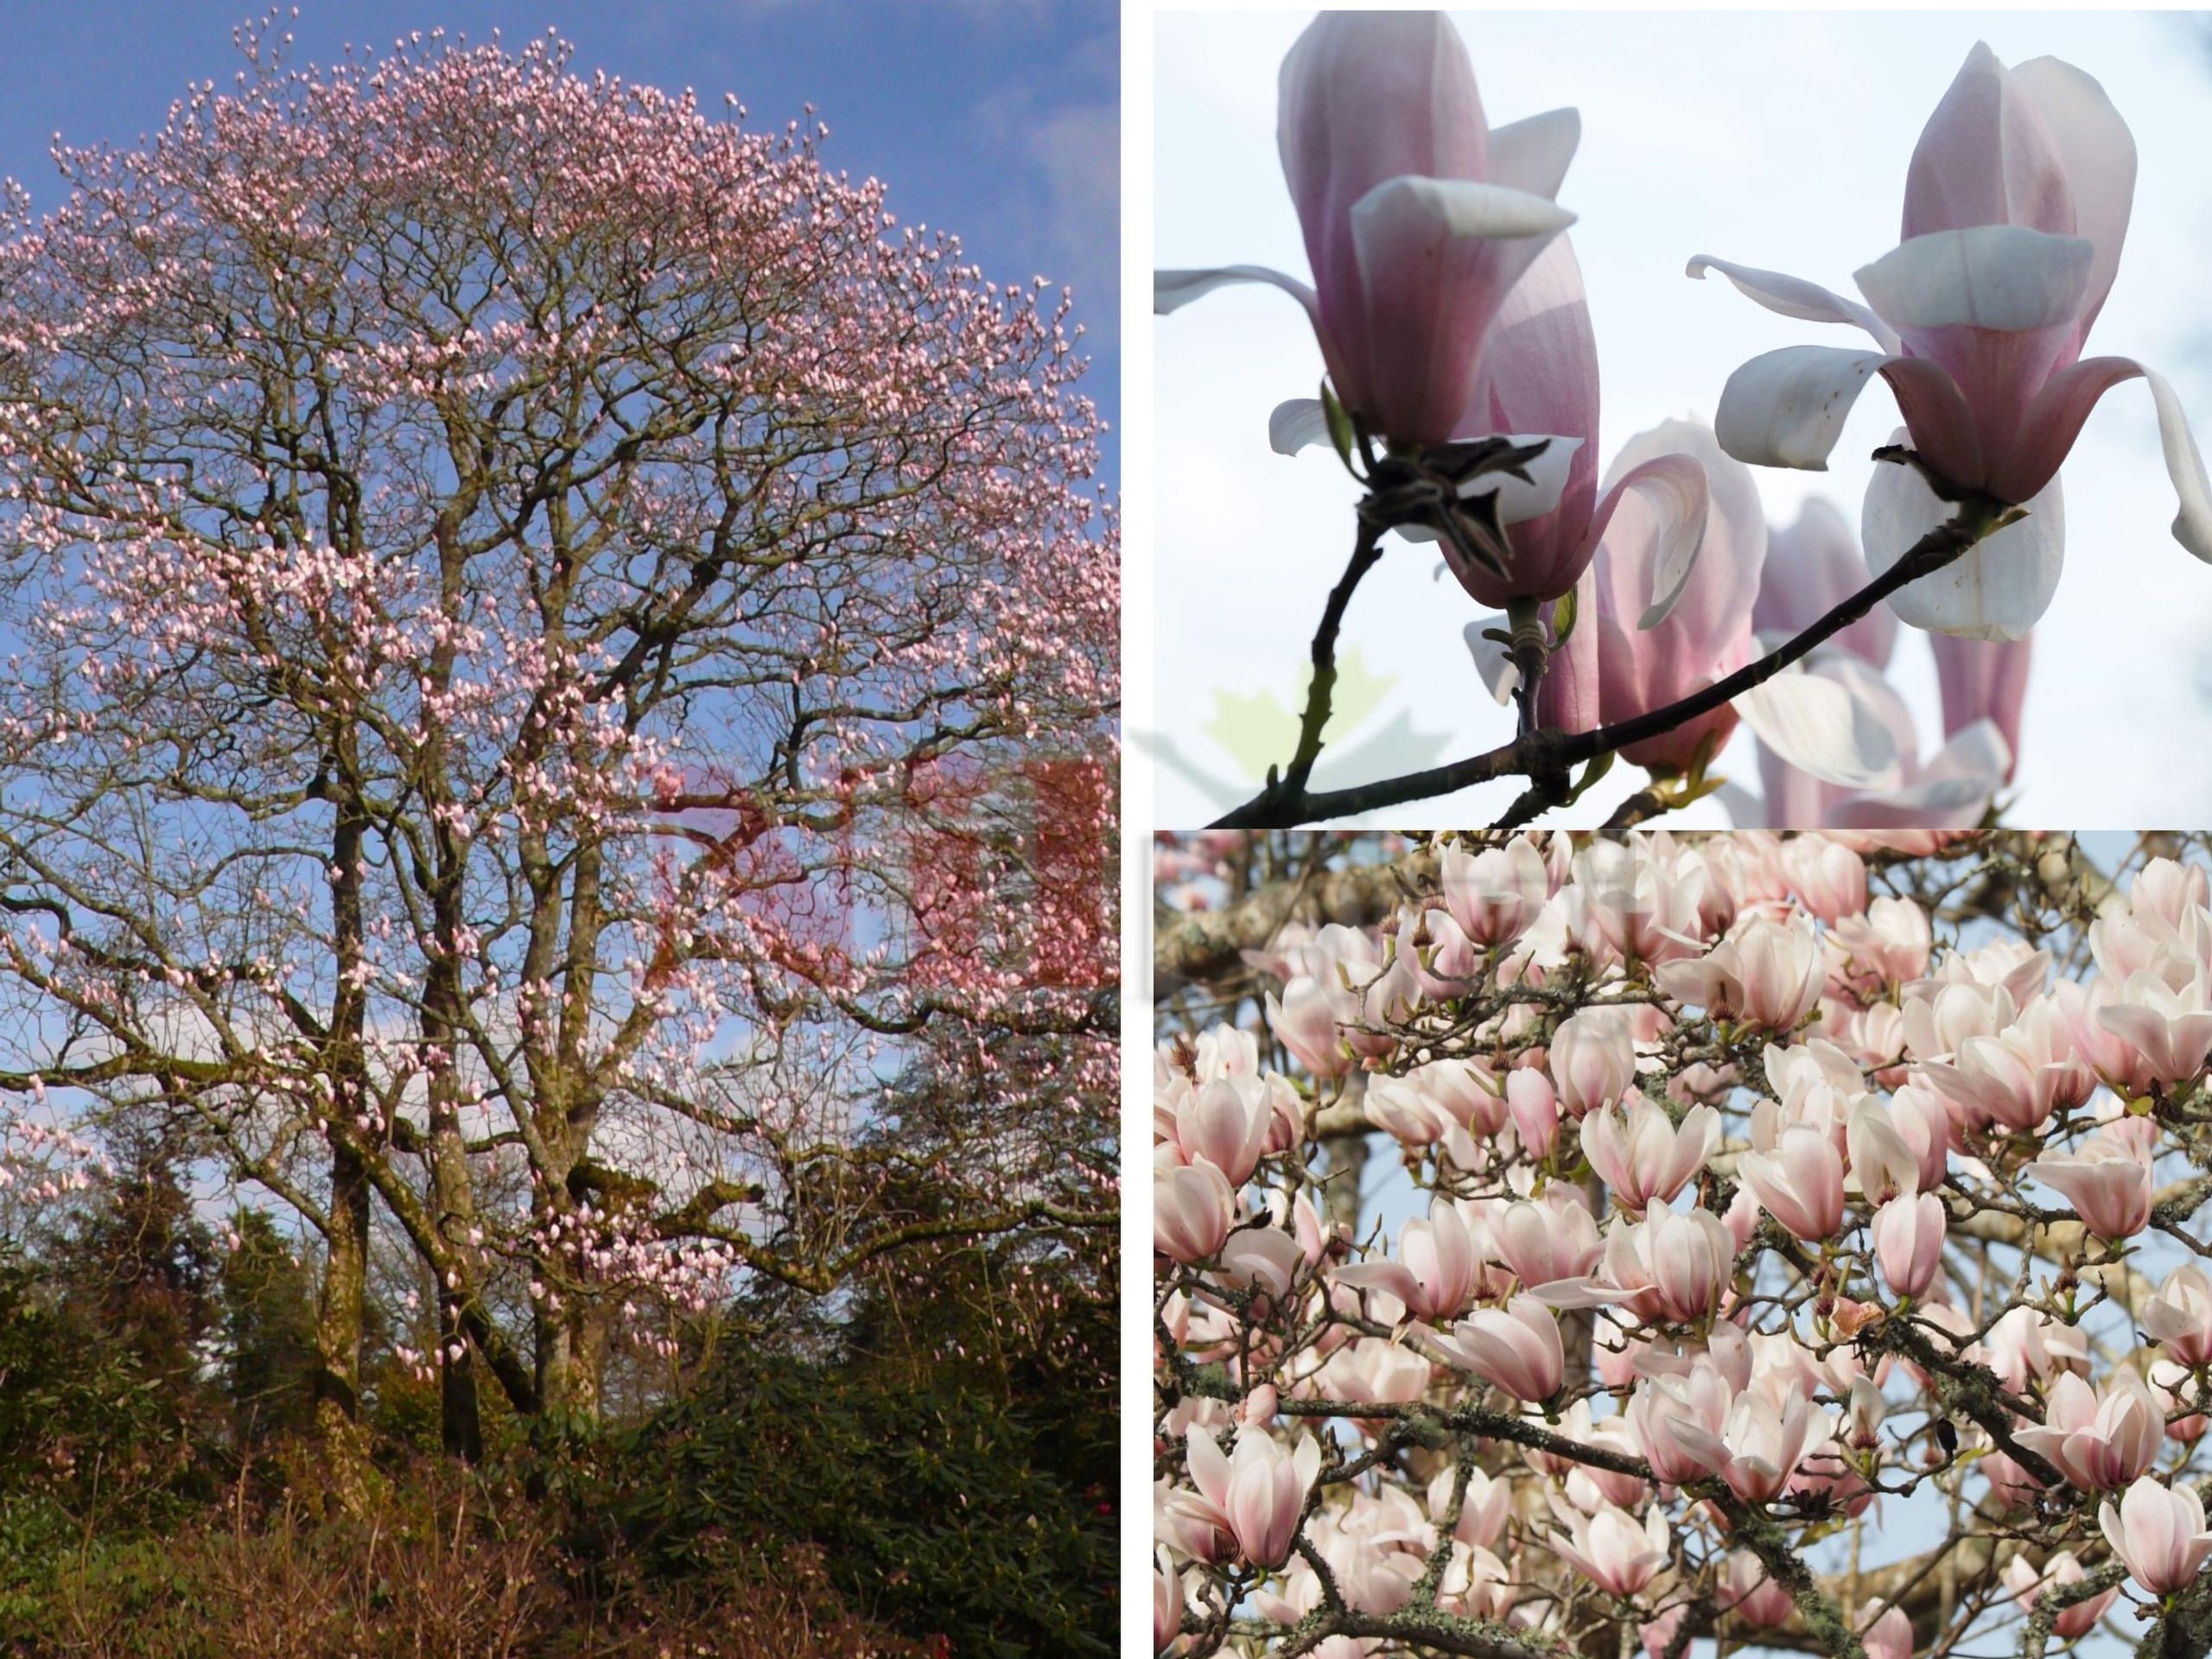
1156, 13, 2212, 831
0, 25, 1116, 1468
1154, 830, 2212, 1659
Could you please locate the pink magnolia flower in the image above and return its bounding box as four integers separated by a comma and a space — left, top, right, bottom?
1872, 1191, 1947, 1300
1731, 650, 2010, 832
1156, 1162, 1236, 1264
1173, 1076, 1275, 1186
1504, 1066, 1562, 1160
1738, 1123, 1847, 1242
1754, 498, 1898, 671
1719, 1552, 1796, 1629
2145, 1264, 2212, 1368
1670, 1381, 1823, 1503
1549, 1007, 1638, 1116
1548, 1501, 1670, 1599
2004, 1550, 2120, 1639
1154, 1548, 1184, 1651
1546, 419, 1762, 772
1694, 43, 2212, 640
1157, 11, 1577, 448
1430, 1294, 1565, 1402
1861, 1602, 1913, 1659
1626, 1357, 1736, 1486
1489, 1191, 1604, 1290
1335, 1199, 1482, 1324
2096, 969, 2212, 1087
2035, 1135, 2156, 1243
1656, 913, 1826, 1034
1185, 1425, 1324, 1570
1932, 633, 2031, 782
1783, 836, 1868, 925
1580, 1095, 1719, 1214
2014, 1368, 2164, 1491
2101, 1476, 2212, 1595
1440, 836, 1551, 947
1917, 1002, 2094, 1135
1590, 1198, 1737, 1325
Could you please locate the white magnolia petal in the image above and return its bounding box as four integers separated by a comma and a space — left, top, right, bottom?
1686, 254, 1901, 353
2012, 56, 2136, 327
1712, 345, 1894, 472
1350, 175, 1577, 251
1464, 614, 1519, 705
2140, 365, 2212, 563
1853, 226, 2094, 334
1268, 397, 1331, 458
1154, 264, 1319, 316
1487, 107, 1582, 202
1922, 716, 2014, 789
1862, 435, 2064, 639
1734, 662, 1903, 791
1597, 451, 1712, 631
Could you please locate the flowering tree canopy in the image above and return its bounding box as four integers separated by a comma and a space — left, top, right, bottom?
0, 22, 1116, 1466
1155, 830, 2212, 1659
1155, 12, 2209, 832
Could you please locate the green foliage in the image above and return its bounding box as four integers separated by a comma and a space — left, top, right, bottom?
219, 1209, 320, 1446
595, 1343, 1114, 1659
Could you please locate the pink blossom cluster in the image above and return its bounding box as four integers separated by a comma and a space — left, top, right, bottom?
1155, 832, 2212, 1656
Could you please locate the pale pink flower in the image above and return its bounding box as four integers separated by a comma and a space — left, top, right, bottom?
2003, 1551, 2119, 1639
2101, 1476, 2212, 1595
1441, 836, 1552, 948
1719, 1552, 1795, 1629
1656, 913, 1825, 1035
1694, 43, 2212, 641
1335, 1199, 1482, 1324
1932, 634, 2031, 782
1159, 11, 1577, 448
1739, 1123, 1847, 1242
1185, 1425, 1323, 1570
1550, 1007, 1638, 1117
1490, 1191, 1604, 1291
1505, 1067, 1561, 1159
1154, 1547, 1185, 1654
2145, 1264, 2212, 1368
1627, 1357, 1736, 1486
1173, 1075, 1275, 1186
1430, 1294, 1565, 1402
1548, 1501, 1670, 1599
2035, 1135, 2156, 1243
1861, 1602, 1912, 1659
2014, 1368, 2164, 1491
1670, 1382, 1823, 1503
1580, 1095, 1718, 1214
1754, 498, 1898, 671
1784, 836, 1869, 925
2096, 969, 2212, 1087
1593, 1198, 1737, 1324
1872, 1191, 1947, 1300
1156, 1162, 1236, 1264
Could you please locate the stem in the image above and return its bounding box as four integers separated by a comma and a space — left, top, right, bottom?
1280, 521, 1386, 800
1212, 497, 1994, 830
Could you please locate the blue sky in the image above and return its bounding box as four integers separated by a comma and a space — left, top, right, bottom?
0, 0, 1118, 472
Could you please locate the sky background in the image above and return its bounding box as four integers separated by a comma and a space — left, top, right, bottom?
0, 0, 1119, 472
1150, 9, 2212, 830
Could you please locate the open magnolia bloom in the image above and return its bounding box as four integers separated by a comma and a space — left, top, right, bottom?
1726, 497, 2015, 826
1155, 12, 1580, 450
1690, 42, 2212, 639
1468, 419, 1900, 787
1725, 651, 2011, 830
